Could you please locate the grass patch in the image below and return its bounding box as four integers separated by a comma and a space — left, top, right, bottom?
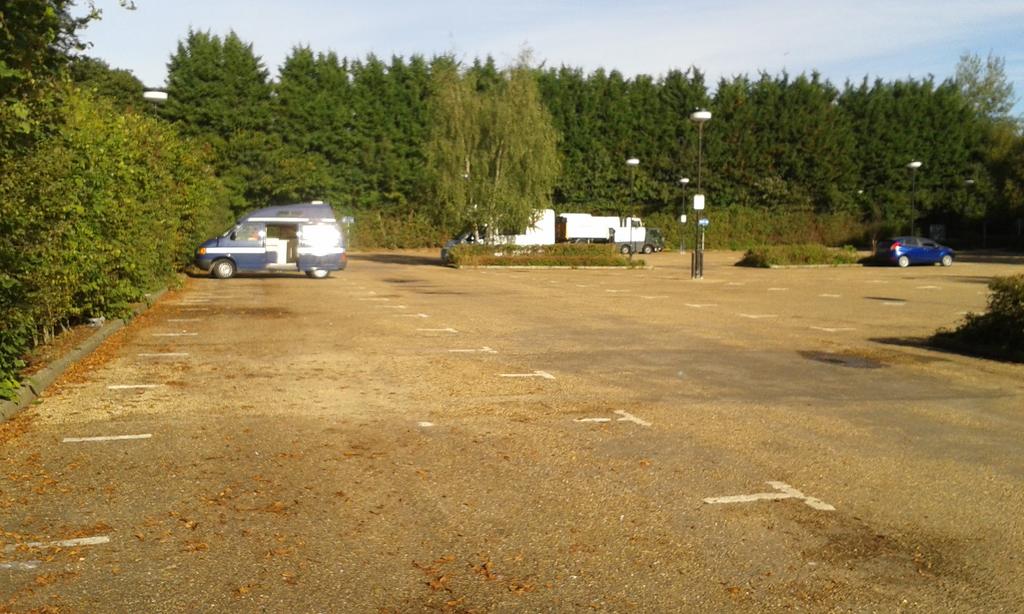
931, 274, 1024, 362
448, 243, 640, 268
738, 244, 860, 267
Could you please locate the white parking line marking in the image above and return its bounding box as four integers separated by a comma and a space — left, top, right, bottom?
810, 326, 856, 333
107, 385, 161, 390
916, 285, 941, 290
358, 297, 390, 301
641, 295, 668, 300
866, 280, 888, 284
685, 303, 718, 308
882, 301, 906, 306
397, 313, 430, 318
767, 287, 788, 291
418, 328, 458, 333
575, 284, 590, 288
138, 352, 189, 358
574, 418, 612, 423
152, 332, 198, 337
168, 318, 201, 322
62, 434, 153, 443
818, 293, 841, 298
738, 313, 777, 319
449, 347, 497, 354
704, 481, 834, 511
4, 536, 111, 552
417, 421, 435, 427
726, 282, 745, 286
500, 370, 555, 380
380, 305, 407, 309
0, 561, 41, 571
614, 410, 651, 427
605, 289, 626, 293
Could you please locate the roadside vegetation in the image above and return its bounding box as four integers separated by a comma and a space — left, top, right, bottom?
447, 244, 638, 268
932, 274, 1024, 362
738, 244, 861, 267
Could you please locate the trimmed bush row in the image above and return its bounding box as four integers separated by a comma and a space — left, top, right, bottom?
448, 243, 638, 268
738, 244, 861, 267
932, 274, 1024, 362
0, 89, 232, 399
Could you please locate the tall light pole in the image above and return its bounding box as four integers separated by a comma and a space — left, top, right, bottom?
690, 109, 711, 279
906, 160, 922, 236
626, 158, 640, 261
965, 178, 980, 247
678, 177, 690, 254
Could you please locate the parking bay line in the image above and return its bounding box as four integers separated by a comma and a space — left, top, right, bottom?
810, 326, 856, 333
167, 318, 201, 322
685, 303, 718, 309
137, 352, 189, 358
397, 313, 430, 318
107, 384, 161, 390
3, 536, 111, 552
152, 332, 198, 337
0, 561, 41, 571
738, 313, 777, 319
449, 347, 497, 354
418, 328, 458, 333
62, 434, 152, 443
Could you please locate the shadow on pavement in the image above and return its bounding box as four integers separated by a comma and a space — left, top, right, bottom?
349, 253, 444, 266
955, 251, 1024, 265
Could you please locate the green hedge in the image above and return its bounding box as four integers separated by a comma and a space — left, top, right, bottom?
448, 243, 638, 267
932, 274, 1024, 362
738, 244, 861, 267
0, 89, 232, 399
645, 207, 865, 251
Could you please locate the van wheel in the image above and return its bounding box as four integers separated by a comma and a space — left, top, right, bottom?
642, 244, 654, 254
897, 255, 910, 268
941, 254, 953, 267
306, 269, 330, 279
619, 245, 631, 255
211, 259, 235, 279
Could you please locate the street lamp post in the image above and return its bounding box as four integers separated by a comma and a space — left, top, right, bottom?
690, 109, 711, 279
626, 158, 639, 261
678, 177, 690, 253
965, 178, 981, 247
907, 160, 922, 236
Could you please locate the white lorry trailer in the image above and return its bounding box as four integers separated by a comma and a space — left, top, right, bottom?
441, 209, 556, 263
556, 213, 664, 254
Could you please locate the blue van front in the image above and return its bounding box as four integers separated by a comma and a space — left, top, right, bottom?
195, 203, 348, 279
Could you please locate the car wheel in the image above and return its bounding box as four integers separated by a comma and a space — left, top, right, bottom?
897, 255, 910, 268
941, 254, 953, 267
306, 269, 330, 279
211, 259, 235, 279
642, 244, 653, 254
620, 245, 631, 255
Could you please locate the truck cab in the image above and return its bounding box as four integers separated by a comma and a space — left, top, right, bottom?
194, 203, 347, 279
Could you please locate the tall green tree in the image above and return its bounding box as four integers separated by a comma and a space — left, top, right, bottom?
427, 56, 560, 238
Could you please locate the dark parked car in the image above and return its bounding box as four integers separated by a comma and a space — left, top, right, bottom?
874, 236, 954, 268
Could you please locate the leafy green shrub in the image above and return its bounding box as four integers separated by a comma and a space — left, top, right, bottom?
932, 274, 1024, 362
448, 243, 638, 267
738, 244, 861, 267
0, 88, 231, 399
348, 210, 450, 249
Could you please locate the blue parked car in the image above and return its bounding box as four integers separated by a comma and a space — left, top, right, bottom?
874, 236, 954, 268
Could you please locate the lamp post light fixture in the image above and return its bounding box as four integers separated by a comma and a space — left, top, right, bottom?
678, 177, 690, 253
906, 160, 922, 236
142, 90, 168, 103
625, 158, 640, 261
690, 109, 711, 279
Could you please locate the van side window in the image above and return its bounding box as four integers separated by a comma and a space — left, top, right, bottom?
235, 223, 263, 242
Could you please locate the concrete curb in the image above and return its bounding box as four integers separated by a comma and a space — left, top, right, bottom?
767, 264, 865, 269
0, 287, 169, 423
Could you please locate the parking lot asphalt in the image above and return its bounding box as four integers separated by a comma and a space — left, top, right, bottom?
2, 249, 1023, 612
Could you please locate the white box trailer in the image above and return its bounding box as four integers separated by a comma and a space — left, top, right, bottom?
441, 209, 555, 263
556, 213, 663, 254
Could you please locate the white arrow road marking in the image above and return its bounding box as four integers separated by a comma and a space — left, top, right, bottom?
418, 328, 458, 333
449, 347, 497, 354
500, 370, 555, 380
62, 434, 152, 443
738, 313, 777, 319
4, 536, 111, 552
614, 410, 652, 427
107, 385, 161, 390
810, 326, 856, 333
704, 481, 834, 511
417, 421, 435, 428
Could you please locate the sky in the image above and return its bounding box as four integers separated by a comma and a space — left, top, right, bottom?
77, 0, 1024, 113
